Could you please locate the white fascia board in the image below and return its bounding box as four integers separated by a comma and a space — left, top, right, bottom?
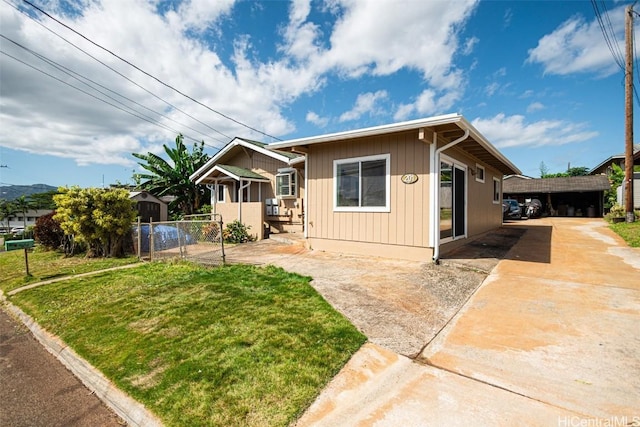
269, 113, 462, 149
235, 138, 300, 164
190, 137, 303, 182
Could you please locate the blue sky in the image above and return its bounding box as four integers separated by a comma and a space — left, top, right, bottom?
0, 0, 637, 189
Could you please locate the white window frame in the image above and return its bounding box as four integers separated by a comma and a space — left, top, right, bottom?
493, 177, 501, 204
214, 184, 226, 203
276, 169, 297, 199
475, 164, 485, 183
333, 153, 391, 212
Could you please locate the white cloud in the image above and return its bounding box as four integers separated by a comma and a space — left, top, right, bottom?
472, 114, 598, 148
526, 6, 626, 77
462, 36, 479, 55
167, 0, 234, 33
526, 102, 545, 113
485, 82, 500, 97
339, 90, 388, 122
306, 111, 329, 127
0, 0, 481, 169
322, 0, 478, 90
394, 87, 462, 121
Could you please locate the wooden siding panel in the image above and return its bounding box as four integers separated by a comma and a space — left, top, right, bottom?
307, 131, 432, 248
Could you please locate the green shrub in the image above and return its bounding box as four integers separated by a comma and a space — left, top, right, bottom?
34, 211, 64, 250
223, 220, 254, 243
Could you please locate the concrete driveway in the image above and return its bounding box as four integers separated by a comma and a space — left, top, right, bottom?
290, 218, 640, 425
224, 227, 523, 357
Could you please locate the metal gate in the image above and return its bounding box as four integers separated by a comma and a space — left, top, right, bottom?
132, 214, 225, 266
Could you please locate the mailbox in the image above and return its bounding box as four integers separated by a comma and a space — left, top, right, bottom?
5, 239, 34, 251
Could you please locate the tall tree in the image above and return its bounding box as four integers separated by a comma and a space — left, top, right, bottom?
133, 134, 210, 218
13, 195, 33, 229
54, 187, 137, 257
29, 190, 58, 209
0, 199, 17, 230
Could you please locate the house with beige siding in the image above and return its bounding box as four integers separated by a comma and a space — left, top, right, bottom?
189, 137, 305, 240
269, 114, 520, 262
192, 114, 520, 262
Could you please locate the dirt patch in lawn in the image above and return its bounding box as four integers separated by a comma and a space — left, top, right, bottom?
224, 225, 525, 357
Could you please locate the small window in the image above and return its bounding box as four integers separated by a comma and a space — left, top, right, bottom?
493, 177, 501, 203
475, 164, 485, 183
334, 154, 390, 212
276, 170, 297, 198
214, 184, 225, 203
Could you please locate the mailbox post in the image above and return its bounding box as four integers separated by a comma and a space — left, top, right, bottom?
5, 239, 35, 276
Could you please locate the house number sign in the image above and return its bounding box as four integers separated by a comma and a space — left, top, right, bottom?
401, 174, 419, 184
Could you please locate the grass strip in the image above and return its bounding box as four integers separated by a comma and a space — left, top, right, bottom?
609, 220, 640, 247
0, 249, 139, 293
10, 261, 366, 426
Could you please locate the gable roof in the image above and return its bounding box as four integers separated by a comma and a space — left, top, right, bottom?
590, 144, 640, 174
503, 175, 611, 194
129, 191, 166, 204
194, 165, 270, 185
268, 113, 521, 175
189, 137, 304, 183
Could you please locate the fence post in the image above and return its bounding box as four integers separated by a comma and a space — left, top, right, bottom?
219, 215, 225, 265
137, 217, 141, 259
149, 219, 154, 261
178, 220, 185, 258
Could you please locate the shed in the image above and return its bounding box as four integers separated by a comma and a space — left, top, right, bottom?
129, 191, 168, 222
503, 175, 610, 217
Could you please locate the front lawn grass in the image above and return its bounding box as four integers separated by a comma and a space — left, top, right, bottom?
0, 248, 139, 294
10, 261, 366, 426
609, 220, 640, 247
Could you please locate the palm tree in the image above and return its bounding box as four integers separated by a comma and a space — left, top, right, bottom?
0, 199, 17, 231
133, 134, 211, 217
13, 196, 33, 229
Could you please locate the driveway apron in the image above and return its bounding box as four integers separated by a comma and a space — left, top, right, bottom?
295, 218, 640, 425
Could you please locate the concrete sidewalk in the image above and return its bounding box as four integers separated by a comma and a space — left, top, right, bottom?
295, 218, 640, 425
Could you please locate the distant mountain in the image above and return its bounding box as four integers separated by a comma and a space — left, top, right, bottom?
0, 184, 58, 201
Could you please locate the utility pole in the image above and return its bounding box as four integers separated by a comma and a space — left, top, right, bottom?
625, 5, 635, 222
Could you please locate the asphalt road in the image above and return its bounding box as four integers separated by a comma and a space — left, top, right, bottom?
0, 306, 124, 427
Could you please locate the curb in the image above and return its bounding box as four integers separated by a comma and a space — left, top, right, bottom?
1, 293, 163, 427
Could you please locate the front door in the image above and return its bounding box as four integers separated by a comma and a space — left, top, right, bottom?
439, 159, 466, 240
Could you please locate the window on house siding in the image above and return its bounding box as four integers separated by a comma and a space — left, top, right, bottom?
493, 177, 501, 203
214, 184, 225, 203
334, 154, 390, 212
475, 164, 485, 183
276, 170, 296, 198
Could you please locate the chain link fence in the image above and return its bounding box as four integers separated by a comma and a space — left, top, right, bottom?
132, 214, 225, 266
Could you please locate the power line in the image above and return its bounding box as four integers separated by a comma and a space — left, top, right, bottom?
591, 0, 626, 71
0, 33, 226, 147
3, 0, 232, 144
0, 49, 209, 146
21, 0, 282, 142
599, 1, 626, 66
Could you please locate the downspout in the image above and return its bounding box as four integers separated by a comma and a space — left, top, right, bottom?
431, 128, 469, 264
304, 153, 308, 238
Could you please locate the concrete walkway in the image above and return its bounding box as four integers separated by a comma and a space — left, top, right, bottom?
295, 218, 640, 425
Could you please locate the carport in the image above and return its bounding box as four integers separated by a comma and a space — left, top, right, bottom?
503, 175, 610, 217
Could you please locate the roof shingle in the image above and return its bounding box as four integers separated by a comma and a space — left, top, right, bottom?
503, 175, 610, 194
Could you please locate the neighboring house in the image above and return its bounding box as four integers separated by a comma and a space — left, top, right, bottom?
129, 191, 168, 222
590, 146, 640, 210
503, 175, 611, 217
189, 137, 306, 240
267, 113, 520, 262
4, 209, 53, 230
589, 144, 640, 175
